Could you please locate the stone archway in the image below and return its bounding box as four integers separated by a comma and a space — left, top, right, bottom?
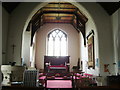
6, 2, 114, 84
22, 2, 100, 74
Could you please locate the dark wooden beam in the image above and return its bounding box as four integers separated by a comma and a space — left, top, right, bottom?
30, 4, 88, 46
31, 15, 41, 46
26, 21, 31, 31
43, 7, 76, 9
43, 16, 73, 18
44, 20, 73, 23
41, 10, 86, 25
41, 10, 75, 15
75, 13, 86, 24
71, 23, 80, 33
44, 22, 72, 24
48, 2, 73, 5
77, 24, 86, 46
76, 10, 88, 23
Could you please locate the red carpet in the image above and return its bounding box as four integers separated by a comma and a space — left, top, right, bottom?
46, 80, 72, 88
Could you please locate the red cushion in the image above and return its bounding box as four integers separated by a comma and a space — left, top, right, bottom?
39, 76, 46, 80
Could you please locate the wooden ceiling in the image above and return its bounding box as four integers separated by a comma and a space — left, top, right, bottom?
29, 2, 88, 46
41, 2, 76, 24
31, 2, 87, 26
2, 2, 119, 46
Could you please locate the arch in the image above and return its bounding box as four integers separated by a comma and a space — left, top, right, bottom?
22, 2, 99, 70
47, 28, 68, 37
9, 2, 114, 79
48, 28, 67, 38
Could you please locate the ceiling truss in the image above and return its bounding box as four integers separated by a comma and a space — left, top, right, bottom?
26, 2, 88, 46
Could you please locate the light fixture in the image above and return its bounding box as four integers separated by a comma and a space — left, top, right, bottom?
56, 13, 61, 20
56, 2, 61, 20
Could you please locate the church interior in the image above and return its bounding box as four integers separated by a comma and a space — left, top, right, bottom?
1, 1, 120, 90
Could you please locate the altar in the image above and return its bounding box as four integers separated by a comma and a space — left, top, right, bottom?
44, 56, 70, 72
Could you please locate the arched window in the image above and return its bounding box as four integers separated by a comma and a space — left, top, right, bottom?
47, 29, 67, 56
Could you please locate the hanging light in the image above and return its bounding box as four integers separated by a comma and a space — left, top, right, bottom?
56, 13, 61, 20
56, 2, 61, 20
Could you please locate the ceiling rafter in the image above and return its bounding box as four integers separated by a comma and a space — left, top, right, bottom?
28, 2, 88, 46
43, 7, 77, 9
2, 2, 119, 46
48, 2, 73, 4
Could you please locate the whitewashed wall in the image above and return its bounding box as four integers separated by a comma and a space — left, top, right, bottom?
2, 8, 9, 64
21, 31, 31, 67
5, 3, 39, 65
80, 3, 114, 78
79, 20, 99, 76
118, 9, 120, 73
111, 8, 120, 74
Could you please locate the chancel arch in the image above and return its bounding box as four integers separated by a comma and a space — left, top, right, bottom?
21, 2, 99, 73
15, 2, 115, 86
22, 2, 89, 70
